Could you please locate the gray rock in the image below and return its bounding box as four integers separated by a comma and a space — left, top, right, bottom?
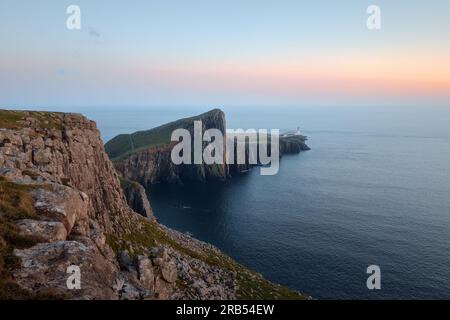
30, 184, 89, 236
161, 261, 178, 284
112, 278, 125, 292
118, 251, 133, 271
109, 109, 229, 185
16, 219, 67, 242
33, 148, 52, 165
150, 246, 168, 260
13, 240, 119, 299
120, 179, 154, 219
120, 283, 141, 300
137, 256, 155, 291
152, 257, 163, 266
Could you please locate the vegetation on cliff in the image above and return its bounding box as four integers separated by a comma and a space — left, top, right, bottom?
119, 177, 154, 219
0, 110, 64, 130
0, 177, 57, 299
106, 216, 307, 300
105, 109, 224, 161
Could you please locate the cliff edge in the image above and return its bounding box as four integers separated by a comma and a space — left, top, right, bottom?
106, 109, 310, 187
106, 109, 229, 186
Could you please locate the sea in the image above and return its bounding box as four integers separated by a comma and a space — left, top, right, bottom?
13, 105, 450, 299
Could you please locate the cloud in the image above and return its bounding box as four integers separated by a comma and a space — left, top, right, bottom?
88, 27, 101, 38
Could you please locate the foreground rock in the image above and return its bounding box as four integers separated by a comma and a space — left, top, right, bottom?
13, 239, 118, 299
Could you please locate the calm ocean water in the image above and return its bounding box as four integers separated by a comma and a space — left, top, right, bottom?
20, 105, 450, 299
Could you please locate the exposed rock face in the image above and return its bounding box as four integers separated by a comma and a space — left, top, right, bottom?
279, 135, 311, 154
110, 109, 229, 187
13, 239, 118, 299
16, 219, 67, 242
0, 112, 132, 233
0, 109, 306, 300
137, 256, 155, 290
30, 184, 90, 236
229, 135, 310, 175
108, 109, 310, 186
0, 111, 127, 298
120, 178, 154, 219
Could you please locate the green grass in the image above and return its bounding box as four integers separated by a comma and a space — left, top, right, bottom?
0, 176, 60, 299
106, 216, 307, 300
105, 109, 223, 161
0, 110, 64, 130
0, 110, 24, 129
104, 108, 309, 162
119, 176, 141, 189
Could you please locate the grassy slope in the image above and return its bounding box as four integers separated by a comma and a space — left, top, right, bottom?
105, 112, 307, 162
106, 217, 307, 300
0, 110, 64, 130
0, 110, 66, 298
0, 177, 60, 299
104, 109, 222, 161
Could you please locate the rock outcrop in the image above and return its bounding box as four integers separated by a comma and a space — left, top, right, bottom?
0, 111, 131, 233
279, 135, 311, 154
106, 109, 310, 186
0, 109, 307, 300
108, 109, 229, 187
119, 177, 154, 219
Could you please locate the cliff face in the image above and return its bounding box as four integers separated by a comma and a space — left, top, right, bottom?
279, 135, 311, 154
227, 134, 310, 175
119, 177, 154, 219
0, 110, 131, 298
0, 109, 306, 300
0, 111, 131, 234
109, 109, 229, 187
108, 109, 310, 184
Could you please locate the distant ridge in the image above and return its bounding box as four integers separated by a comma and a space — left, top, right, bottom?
105, 109, 223, 161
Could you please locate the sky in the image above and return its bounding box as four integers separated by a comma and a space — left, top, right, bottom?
0, 0, 449, 108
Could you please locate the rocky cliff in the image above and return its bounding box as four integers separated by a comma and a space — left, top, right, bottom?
0, 111, 131, 234
106, 109, 310, 187
0, 109, 306, 300
119, 177, 154, 220
280, 135, 311, 154
228, 133, 311, 175
107, 109, 229, 187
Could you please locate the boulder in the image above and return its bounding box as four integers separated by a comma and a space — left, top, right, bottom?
118, 251, 133, 271
16, 219, 67, 242
161, 261, 178, 284
150, 246, 168, 260
13, 240, 119, 299
30, 184, 89, 235
33, 148, 52, 165
137, 256, 155, 291
120, 283, 141, 300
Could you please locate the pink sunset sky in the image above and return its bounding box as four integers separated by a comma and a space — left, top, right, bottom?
1, 0, 449, 107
